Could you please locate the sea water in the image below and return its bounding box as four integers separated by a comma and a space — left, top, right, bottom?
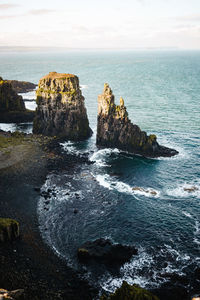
0, 50, 200, 293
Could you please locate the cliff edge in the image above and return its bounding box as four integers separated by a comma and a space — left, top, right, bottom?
97, 84, 178, 158
33, 72, 92, 140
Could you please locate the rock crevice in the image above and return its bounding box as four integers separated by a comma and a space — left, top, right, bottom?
97, 84, 178, 158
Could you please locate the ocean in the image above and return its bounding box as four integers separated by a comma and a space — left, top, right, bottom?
0, 50, 200, 295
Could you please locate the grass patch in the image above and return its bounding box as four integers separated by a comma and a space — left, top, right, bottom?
0, 135, 24, 149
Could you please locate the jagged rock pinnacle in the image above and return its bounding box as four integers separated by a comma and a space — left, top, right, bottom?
96, 84, 178, 158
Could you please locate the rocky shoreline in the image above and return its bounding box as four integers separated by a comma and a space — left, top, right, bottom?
0, 131, 97, 300
0, 130, 199, 299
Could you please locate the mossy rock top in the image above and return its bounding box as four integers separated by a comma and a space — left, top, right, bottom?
100, 281, 160, 300
41, 72, 77, 81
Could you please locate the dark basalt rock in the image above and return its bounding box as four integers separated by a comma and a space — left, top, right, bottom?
6, 80, 37, 93
33, 72, 92, 140
96, 84, 178, 158
77, 238, 138, 265
0, 77, 35, 123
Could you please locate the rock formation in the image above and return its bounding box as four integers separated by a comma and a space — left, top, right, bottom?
0, 218, 19, 242
100, 281, 160, 300
0, 289, 24, 300
33, 72, 92, 140
0, 77, 25, 112
77, 238, 138, 265
97, 84, 178, 158
0, 77, 35, 123
6, 80, 37, 93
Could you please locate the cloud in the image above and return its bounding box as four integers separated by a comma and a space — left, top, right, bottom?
173, 14, 200, 22
0, 3, 19, 10
0, 14, 17, 19
28, 9, 55, 15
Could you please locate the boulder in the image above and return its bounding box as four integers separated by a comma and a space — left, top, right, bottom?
77, 238, 137, 265
0, 77, 35, 123
0, 289, 24, 300
183, 186, 199, 193
0, 218, 19, 242
100, 281, 160, 300
96, 84, 178, 158
33, 72, 92, 140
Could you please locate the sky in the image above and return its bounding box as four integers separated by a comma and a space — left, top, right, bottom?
0, 0, 200, 49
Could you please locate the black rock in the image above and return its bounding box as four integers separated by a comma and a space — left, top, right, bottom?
97, 84, 178, 158
77, 238, 137, 265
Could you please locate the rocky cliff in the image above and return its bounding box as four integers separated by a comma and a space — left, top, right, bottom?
0, 77, 35, 123
7, 80, 37, 93
33, 72, 92, 140
0, 77, 25, 112
97, 84, 178, 158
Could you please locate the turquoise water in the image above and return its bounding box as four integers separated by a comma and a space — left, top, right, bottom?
0, 51, 200, 295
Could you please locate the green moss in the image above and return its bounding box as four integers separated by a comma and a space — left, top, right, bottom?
11, 131, 25, 138
0, 218, 19, 231
78, 248, 89, 254
0, 135, 24, 149
147, 134, 157, 145
100, 281, 160, 300
61, 89, 76, 96
37, 88, 76, 96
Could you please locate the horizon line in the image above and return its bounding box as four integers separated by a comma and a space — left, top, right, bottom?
1, 46, 200, 52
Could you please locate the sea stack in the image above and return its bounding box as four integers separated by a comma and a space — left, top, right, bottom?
33, 72, 92, 140
0, 77, 34, 123
97, 83, 178, 158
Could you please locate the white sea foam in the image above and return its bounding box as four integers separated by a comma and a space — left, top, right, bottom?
90, 148, 120, 167
194, 221, 200, 235
95, 173, 159, 198
166, 182, 200, 199
101, 248, 162, 293
24, 100, 37, 110
155, 136, 189, 161
80, 84, 88, 89
19, 89, 36, 100
60, 141, 77, 154
101, 244, 190, 293
193, 221, 200, 246
194, 238, 200, 245
182, 211, 192, 218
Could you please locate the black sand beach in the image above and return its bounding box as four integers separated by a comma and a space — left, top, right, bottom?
0, 132, 97, 300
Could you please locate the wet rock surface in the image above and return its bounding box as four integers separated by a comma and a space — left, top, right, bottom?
100, 281, 160, 300
33, 72, 92, 140
97, 84, 178, 158
78, 238, 138, 266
